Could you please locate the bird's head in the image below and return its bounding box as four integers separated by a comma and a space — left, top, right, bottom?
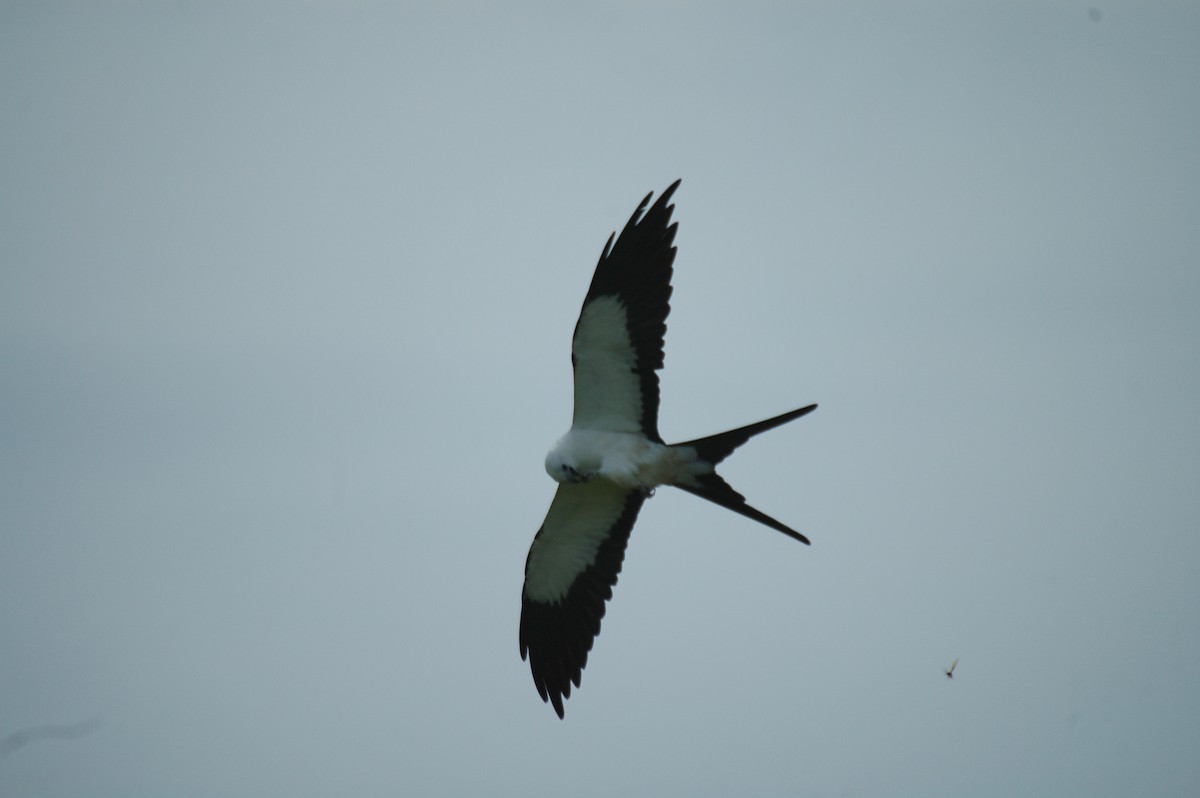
545, 449, 589, 484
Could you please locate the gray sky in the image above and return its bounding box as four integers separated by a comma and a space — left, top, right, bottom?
3, 2, 1198, 796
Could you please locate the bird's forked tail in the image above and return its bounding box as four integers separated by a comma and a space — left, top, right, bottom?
669, 404, 817, 545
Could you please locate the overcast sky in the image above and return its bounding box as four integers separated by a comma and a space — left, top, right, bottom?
2, 2, 1198, 796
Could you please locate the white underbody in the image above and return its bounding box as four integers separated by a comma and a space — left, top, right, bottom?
545, 427, 710, 492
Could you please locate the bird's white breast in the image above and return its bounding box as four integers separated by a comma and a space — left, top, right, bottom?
546, 428, 703, 490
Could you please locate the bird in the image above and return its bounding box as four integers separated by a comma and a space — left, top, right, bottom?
518, 179, 817, 718
945, 658, 959, 679
0, 716, 103, 758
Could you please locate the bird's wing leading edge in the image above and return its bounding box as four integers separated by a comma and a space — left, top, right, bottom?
520, 480, 646, 718
570, 180, 680, 440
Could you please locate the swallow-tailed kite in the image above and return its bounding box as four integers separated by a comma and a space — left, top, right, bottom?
519, 180, 817, 718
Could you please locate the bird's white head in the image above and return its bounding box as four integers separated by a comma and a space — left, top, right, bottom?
545, 435, 595, 484
544, 447, 578, 484
545, 448, 567, 483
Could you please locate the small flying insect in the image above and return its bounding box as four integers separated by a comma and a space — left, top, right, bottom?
944, 658, 959, 679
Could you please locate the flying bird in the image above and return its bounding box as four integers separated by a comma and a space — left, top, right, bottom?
945, 658, 959, 679
519, 180, 817, 718
0, 716, 103, 759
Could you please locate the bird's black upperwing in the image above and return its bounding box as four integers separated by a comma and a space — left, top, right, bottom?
520, 481, 646, 718
570, 180, 680, 441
